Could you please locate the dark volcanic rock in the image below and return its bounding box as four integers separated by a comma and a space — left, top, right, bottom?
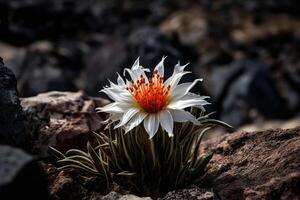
202, 127, 300, 200
220, 60, 285, 127
21, 91, 108, 156
0, 58, 27, 148
18, 40, 83, 97
127, 26, 196, 83
196, 58, 288, 127
0, 145, 49, 200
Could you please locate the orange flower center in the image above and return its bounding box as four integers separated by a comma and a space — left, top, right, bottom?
127, 70, 171, 113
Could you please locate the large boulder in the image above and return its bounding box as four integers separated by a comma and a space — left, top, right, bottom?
21, 91, 108, 156
202, 127, 300, 200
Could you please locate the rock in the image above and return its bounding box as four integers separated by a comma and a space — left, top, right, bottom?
0, 0, 299, 128
43, 164, 86, 200
0, 58, 27, 148
18, 40, 83, 97
197, 59, 287, 127
231, 14, 300, 44
21, 91, 108, 156
202, 127, 300, 200
219, 60, 285, 126
94, 191, 152, 200
239, 117, 300, 133
0, 145, 49, 199
84, 36, 127, 96
161, 187, 216, 200
42, 163, 151, 200
0, 43, 26, 78
127, 26, 196, 83
160, 7, 208, 47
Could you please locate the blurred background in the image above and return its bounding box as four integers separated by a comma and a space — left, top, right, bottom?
0, 0, 300, 128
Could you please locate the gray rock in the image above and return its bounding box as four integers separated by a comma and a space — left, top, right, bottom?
219, 60, 285, 127
18, 41, 81, 96
0, 145, 49, 199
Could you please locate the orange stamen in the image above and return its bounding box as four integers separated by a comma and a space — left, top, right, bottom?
128, 73, 170, 113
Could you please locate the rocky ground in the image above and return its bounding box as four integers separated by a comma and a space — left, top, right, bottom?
1, 0, 300, 199
1, 0, 300, 128
0, 59, 299, 200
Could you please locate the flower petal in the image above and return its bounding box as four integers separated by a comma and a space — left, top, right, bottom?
169, 109, 200, 125
167, 95, 210, 110
159, 110, 173, 137
171, 78, 203, 100
164, 62, 190, 88
122, 58, 150, 82
154, 56, 166, 76
125, 112, 148, 133
123, 68, 138, 81
101, 82, 133, 103
117, 72, 125, 86
114, 108, 139, 128
96, 102, 124, 113
143, 114, 159, 139
131, 57, 140, 70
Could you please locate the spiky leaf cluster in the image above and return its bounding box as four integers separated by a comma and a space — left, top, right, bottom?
49, 110, 233, 198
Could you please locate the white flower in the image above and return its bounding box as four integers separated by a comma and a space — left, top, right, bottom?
97, 57, 210, 138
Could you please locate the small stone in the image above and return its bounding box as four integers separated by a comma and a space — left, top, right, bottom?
162, 187, 216, 200
95, 191, 152, 200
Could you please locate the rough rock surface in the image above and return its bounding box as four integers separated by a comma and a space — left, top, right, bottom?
0, 145, 49, 199
93, 191, 152, 200
1, 0, 300, 126
42, 163, 87, 200
42, 163, 152, 200
202, 127, 300, 200
0, 57, 27, 148
21, 91, 108, 155
161, 187, 216, 200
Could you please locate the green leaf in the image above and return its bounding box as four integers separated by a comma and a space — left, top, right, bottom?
87, 142, 110, 188
58, 158, 98, 174
116, 171, 136, 177
48, 146, 65, 160
65, 149, 89, 157
66, 155, 95, 168
200, 119, 235, 132
58, 164, 99, 175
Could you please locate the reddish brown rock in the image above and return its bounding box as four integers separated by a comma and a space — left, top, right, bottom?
42, 163, 87, 200
202, 127, 300, 200
21, 91, 109, 155
42, 163, 152, 200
